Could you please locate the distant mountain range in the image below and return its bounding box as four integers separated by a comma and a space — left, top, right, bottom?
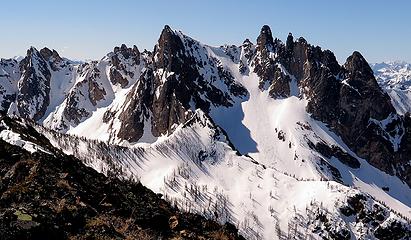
1, 25, 410, 239
371, 62, 411, 115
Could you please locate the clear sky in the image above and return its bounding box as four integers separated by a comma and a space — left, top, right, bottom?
1, 0, 410, 63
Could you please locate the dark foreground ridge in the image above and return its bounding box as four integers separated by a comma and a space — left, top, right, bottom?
0, 115, 244, 240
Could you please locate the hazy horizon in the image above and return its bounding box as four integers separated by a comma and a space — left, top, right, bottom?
1, 0, 410, 63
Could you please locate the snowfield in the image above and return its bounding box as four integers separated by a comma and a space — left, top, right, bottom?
34, 41, 411, 239
372, 62, 411, 115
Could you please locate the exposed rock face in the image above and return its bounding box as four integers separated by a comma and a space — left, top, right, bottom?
150, 25, 194, 136
3, 47, 72, 124
0, 115, 244, 240
0, 26, 248, 144
14, 47, 51, 121
253, 25, 291, 97
116, 67, 154, 142
309, 141, 360, 169
103, 25, 248, 142
243, 25, 411, 185
87, 69, 107, 106
340, 51, 394, 125
239, 39, 253, 74
109, 44, 140, 87
302, 48, 342, 121
334, 53, 395, 153
150, 26, 247, 137
305, 51, 411, 185
61, 62, 107, 126
51, 44, 146, 132
39, 47, 64, 71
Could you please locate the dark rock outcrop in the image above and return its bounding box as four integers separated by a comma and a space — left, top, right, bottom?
151, 26, 247, 136
39, 47, 64, 71
150, 25, 193, 136
339, 194, 410, 239
15, 47, 51, 121
253, 25, 291, 97
309, 141, 360, 169
256, 25, 274, 51
304, 50, 410, 185
109, 44, 141, 88
116, 25, 248, 140
239, 39, 253, 74
247, 26, 411, 185
61, 62, 107, 127
116, 67, 154, 142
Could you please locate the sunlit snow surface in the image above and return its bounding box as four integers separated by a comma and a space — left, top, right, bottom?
32, 38, 411, 239
0, 120, 51, 154
372, 62, 411, 115
4, 34, 409, 239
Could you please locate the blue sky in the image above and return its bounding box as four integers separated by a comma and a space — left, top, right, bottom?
1, 0, 410, 63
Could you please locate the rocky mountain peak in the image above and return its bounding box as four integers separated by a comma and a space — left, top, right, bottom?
286, 32, 294, 51
39, 47, 62, 62
21, 47, 60, 71
132, 44, 140, 55
11, 47, 51, 121
20, 47, 41, 68
303, 49, 405, 183
163, 24, 172, 32
159, 25, 176, 43
154, 25, 185, 70
243, 38, 252, 46
39, 47, 64, 71
113, 44, 140, 60
240, 38, 254, 70
253, 25, 293, 95
1, 26, 411, 239
257, 25, 274, 51
242, 38, 254, 53
344, 51, 374, 79
27, 46, 39, 55
342, 51, 393, 114
108, 44, 142, 88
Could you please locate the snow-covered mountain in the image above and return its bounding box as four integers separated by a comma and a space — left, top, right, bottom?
371, 62, 411, 115
1, 25, 411, 239
0, 114, 244, 239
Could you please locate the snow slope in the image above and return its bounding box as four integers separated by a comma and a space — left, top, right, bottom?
372, 62, 411, 115
34, 39, 411, 239
0, 58, 19, 111
35, 108, 411, 239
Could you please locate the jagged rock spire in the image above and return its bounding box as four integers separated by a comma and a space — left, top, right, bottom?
257, 25, 274, 50
286, 32, 294, 51
343, 51, 374, 80
341, 51, 395, 118
241, 38, 254, 60
154, 25, 185, 70
13, 46, 51, 121
132, 45, 140, 56
113, 44, 140, 61
39, 47, 62, 62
